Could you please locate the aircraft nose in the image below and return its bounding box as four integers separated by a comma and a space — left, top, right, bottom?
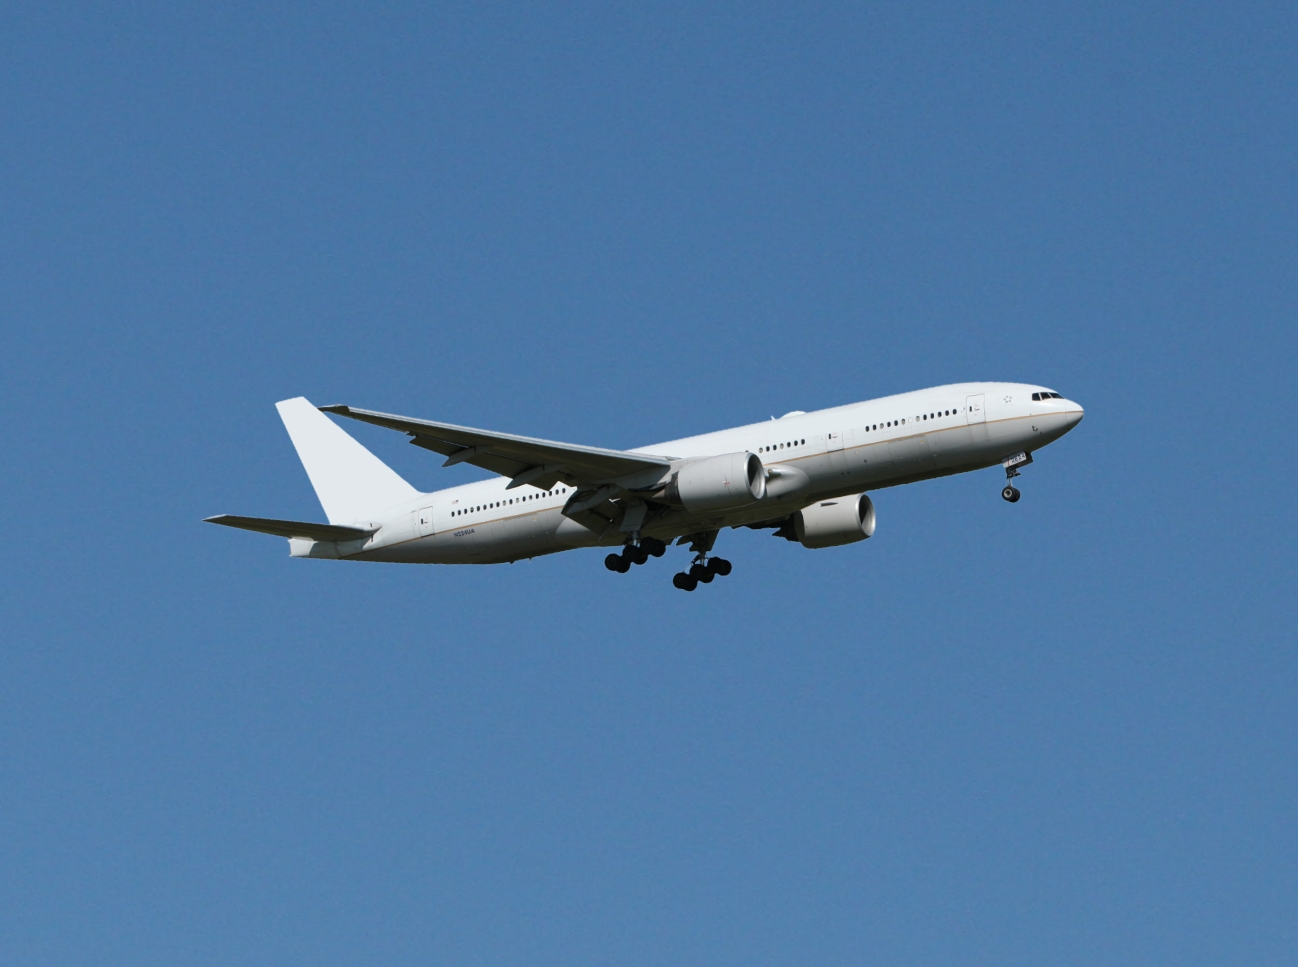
1064, 401, 1084, 428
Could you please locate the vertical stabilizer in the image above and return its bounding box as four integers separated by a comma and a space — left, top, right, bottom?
275, 397, 419, 524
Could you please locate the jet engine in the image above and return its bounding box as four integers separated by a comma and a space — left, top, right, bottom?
662, 452, 766, 512
794, 493, 876, 548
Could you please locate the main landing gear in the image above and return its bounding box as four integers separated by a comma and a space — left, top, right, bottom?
671, 555, 732, 592
604, 531, 732, 591
604, 537, 667, 573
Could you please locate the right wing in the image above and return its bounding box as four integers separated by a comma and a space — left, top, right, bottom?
204, 514, 376, 542
319, 404, 672, 490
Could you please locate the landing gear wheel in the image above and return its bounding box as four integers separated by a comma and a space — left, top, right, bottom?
605, 553, 631, 572
1002, 485, 1021, 503
709, 557, 732, 577
643, 537, 667, 558
690, 563, 715, 584
673, 571, 698, 591
627, 544, 650, 566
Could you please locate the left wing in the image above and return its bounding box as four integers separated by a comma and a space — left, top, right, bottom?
319, 404, 672, 490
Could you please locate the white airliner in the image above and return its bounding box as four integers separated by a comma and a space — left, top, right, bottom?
207, 383, 1083, 590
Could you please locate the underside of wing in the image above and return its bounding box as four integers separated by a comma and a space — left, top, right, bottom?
204, 514, 376, 542
319, 404, 671, 488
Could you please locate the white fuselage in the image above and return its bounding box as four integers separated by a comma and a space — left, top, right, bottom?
296, 382, 1083, 564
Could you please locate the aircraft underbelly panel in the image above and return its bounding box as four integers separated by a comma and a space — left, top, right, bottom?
928, 424, 976, 468
888, 434, 934, 474
855, 441, 895, 483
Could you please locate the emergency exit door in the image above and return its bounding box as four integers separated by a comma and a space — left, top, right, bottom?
966, 394, 985, 424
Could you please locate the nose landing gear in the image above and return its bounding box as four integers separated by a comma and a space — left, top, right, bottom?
1000, 451, 1032, 503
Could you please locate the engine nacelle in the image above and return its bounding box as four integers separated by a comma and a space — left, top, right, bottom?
795, 493, 876, 548
664, 452, 766, 512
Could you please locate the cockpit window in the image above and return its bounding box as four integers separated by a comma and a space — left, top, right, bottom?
1032, 391, 1063, 401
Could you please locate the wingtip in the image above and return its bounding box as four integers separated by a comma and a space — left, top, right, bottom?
318, 404, 349, 414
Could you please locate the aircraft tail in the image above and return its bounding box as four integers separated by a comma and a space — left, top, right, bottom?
276, 397, 420, 524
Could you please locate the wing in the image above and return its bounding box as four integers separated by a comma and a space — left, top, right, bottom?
204, 514, 376, 541
319, 405, 671, 489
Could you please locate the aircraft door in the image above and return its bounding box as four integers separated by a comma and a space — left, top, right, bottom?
417, 505, 435, 537
826, 429, 847, 473
966, 394, 985, 424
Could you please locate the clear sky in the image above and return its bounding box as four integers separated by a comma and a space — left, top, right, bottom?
2, 4, 1295, 965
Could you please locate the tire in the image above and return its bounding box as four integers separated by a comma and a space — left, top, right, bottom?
629, 544, 650, 566
645, 538, 667, 558
605, 553, 624, 572
673, 572, 697, 591
1002, 485, 1021, 503
691, 563, 715, 584
709, 558, 732, 577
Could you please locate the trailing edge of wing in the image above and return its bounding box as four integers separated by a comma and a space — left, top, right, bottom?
319, 404, 671, 485
204, 514, 377, 542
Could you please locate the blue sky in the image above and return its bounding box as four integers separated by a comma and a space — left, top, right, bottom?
2, 4, 1295, 965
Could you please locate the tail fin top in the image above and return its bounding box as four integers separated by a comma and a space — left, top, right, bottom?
276, 397, 419, 524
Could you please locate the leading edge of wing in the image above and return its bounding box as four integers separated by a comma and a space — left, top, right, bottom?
319, 404, 671, 484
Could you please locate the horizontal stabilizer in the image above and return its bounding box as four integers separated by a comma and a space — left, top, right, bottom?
204, 514, 376, 542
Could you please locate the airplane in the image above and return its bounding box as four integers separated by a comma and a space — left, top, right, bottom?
206, 382, 1083, 591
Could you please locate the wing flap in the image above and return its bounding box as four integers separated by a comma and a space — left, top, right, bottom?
320, 405, 670, 485
204, 514, 377, 542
